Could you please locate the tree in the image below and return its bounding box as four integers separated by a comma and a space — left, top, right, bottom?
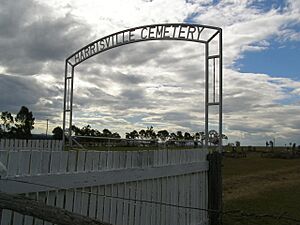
139, 129, 146, 139
126, 130, 139, 139
111, 132, 121, 139
169, 132, 177, 140
176, 131, 183, 140
145, 126, 156, 139
1, 111, 14, 133
15, 106, 35, 139
102, 129, 112, 137
208, 130, 218, 145
184, 132, 192, 140
157, 130, 169, 141
71, 125, 82, 136
52, 126, 63, 140
81, 125, 92, 136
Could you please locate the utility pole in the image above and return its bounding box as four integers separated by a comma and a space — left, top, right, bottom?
46, 119, 49, 137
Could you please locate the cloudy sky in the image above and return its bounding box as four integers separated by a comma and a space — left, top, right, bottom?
0, 0, 299, 145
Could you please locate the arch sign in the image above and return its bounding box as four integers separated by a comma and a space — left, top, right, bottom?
63, 23, 223, 150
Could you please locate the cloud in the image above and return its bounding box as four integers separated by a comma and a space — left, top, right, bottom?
1, 0, 300, 145
0, 0, 92, 75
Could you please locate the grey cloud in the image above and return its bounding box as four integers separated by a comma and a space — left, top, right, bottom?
0, 0, 92, 75
0, 74, 62, 119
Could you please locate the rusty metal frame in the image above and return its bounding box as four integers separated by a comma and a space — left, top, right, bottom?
63, 23, 223, 151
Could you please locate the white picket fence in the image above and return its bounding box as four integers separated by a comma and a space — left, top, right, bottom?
0, 148, 209, 225
0, 139, 63, 151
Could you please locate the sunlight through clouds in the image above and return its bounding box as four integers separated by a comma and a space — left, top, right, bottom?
0, 0, 300, 145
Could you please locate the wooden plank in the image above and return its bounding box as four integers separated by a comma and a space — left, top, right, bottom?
59, 151, 69, 173
155, 178, 161, 225
50, 151, 61, 174
178, 175, 185, 225
44, 191, 55, 225
81, 187, 90, 216
0, 151, 8, 174
170, 176, 178, 225
7, 151, 19, 176
96, 186, 105, 221
64, 189, 74, 212
34, 192, 46, 225
122, 183, 130, 225
102, 185, 111, 223
116, 183, 124, 225
134, 181, 141, 225
0, 162, 208, 194
73, 188, 83, 214
18, 151, 31, 176
1, 209, 12, 225
30, 151, 42, 175
76, 151, 86, 172
109, 184, 117, 225
127, 182, 135, 225
85, 152, 95, 172
140, 180, 147, 225
40, 151, 50, 174
23, 193, 34, 225
0, 191, 112, 225
67, 151, 77, 173
88, 187, 98, 219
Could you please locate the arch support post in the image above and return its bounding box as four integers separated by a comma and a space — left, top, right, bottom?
62, 61, 74, 147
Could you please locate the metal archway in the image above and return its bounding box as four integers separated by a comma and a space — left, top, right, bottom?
63, 23, 223, 150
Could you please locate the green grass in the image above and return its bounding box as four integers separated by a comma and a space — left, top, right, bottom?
223, 152, 300, 177
222, 153, 300, 225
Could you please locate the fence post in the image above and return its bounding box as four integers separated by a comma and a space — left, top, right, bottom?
208, 151, 222, 225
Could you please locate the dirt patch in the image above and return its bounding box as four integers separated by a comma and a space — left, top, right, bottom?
223, 165, 300, 201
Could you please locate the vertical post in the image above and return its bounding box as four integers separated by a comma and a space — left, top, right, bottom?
68, 66, 75, 147
46, 119, 49, 137
205, 43, 209, 149
208, 151, 222, 225
218, 29, 223, 153
62, 60, 68, 147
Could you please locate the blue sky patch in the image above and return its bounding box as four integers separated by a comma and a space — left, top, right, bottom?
235, 39, 300, 81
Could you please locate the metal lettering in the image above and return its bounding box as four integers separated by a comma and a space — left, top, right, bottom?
141, 28, 148, 39
163, 25, 171, 38
172, 25, 180, 38
129, 29, 135, 41
187, 26, 196, 39
104, 37, 110, 48
74, 53, 80, 64
84, 47, 90, 58
178, 26, 186, 39
148, 26, 155, 39
99, 40, 105, 50
156, 26, 164, 38
90, 44, 96, 55
70, 24, 212, 65
197, 26, 204, 40
80, 51, 85, 61
122, 32, 127, 43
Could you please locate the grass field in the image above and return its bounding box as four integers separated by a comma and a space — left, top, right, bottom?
222, 152, 300, 225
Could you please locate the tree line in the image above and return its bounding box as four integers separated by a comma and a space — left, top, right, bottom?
0, 106, 227, 145
52, 125, 227, 145
0, 106, 35, 139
